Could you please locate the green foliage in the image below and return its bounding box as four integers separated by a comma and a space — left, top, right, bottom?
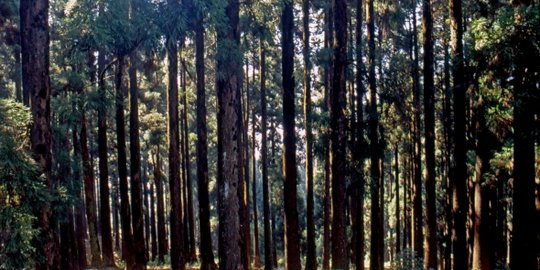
0, 99, 48, 269
391, 248, 424, 270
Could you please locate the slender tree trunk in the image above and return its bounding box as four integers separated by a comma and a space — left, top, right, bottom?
331, 0, 349, 268
217, 1, 243, 269
422, 0, 437, 266
449, 0, 468, 268
150, 174, 158, 261
302, 1, 316, 269
116, 55, 135, 268
395, 147, 401, 256
353, 0, 366, 268
72, 130, 88, 270
259, 41, 273, 270
154, 146, 168, 263
281, 2, 302, 270
367, 0, 382, 267
20, 1, 60, 268
252, 96, 261, 268
510, 2, 538, 269
323, 4, 333, 270
167, 33, 185, 269
129, 49, 147, 270
195, 11, 216, 270
411, 5, 424, 261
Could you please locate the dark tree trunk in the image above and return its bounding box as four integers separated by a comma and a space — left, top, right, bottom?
149, 174, 158, 261
472, 97, 493, 270
353, 0, 366, 268
259, 41, 273, 270
510, 2, 538, 269
216, 1, 243, 269
395, 147, 401, 256
449, 0, 468, 268
116, 55, 135, 268
331, 0, 349, 269
154, 146, 168, 263
72, 130, 88, 270
129, 50, 147, 270
167, 33, 185, 270
195, 10, 217, 270
20, 1, 59, 268
367, 0, 382, 267
281, 2, 302, 270
322, 4, 333, 270
302, 1, 316, 269
422, 0, 437, 267
411, 6, 424, 261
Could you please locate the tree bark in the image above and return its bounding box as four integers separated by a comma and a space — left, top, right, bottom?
154, 146, 168, 263
20, 0, 60, 268
323, 4, 333, 270
195, 10, 217, 270
331, 0, 349, 269
259, 41, 273, 270
281, 2, 302, 270
129, 49, 147, 270
422, 0, 437, 267
367, 0, 382, 267
216, 1, 243, 269
302, 1, 317, 269
449, 0, 468, 268
510, 2, 538, 269
167, 33, 185, 269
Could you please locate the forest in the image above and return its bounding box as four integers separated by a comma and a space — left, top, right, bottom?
0, 0, 538, 269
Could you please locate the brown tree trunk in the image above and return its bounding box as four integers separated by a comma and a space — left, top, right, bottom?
422, 0, 437, 266
323, 4, 333, 270
353, 0, 366, 268
302, 1, 316, 269
410, 5, 424, 261
259, 41, 273, 270
195, 10, 217, 270
154, 146, 168, 263
331, 0, 349, 268
395, 147, 401, 256
281, 2, 302, 270
20, 1, 60, 268
149, 173, 158, 261
449, 0, 468, 268
510, 2, 538, 269
72, 129, 88, 270
129, 49, 147, 270
167, 32, 185, 269
116, 55, 135, 268
367, 0, 382, 267
217, 1, 243, 269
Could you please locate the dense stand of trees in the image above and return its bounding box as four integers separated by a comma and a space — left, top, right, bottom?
0, 0, 538, 270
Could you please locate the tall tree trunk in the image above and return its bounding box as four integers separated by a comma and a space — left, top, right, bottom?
154, 146, 168, 263
411, 5, 424, 260
167, 33, 185, 269
259, 41, 273, 270
217, 1, 243, 269
422, 0, 437, 267
20, 1, 60, 268
129, 49, 147, 270
472, 97, 493, 270
510, 2, 538, 269
367, 0, 382, 267
323, 4, 333, 270
331, 0, 349, 269
252, 95, 261, 268
195, 10, 217, 270
281, 2, 302, 270
449, 0, 468, 268
395, 147, 401, 256
116, 55, 135, 268
72, 128, 88, 270
149, 174, 158, 261
353, 0, 366, 268
302, 1, 316, 269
